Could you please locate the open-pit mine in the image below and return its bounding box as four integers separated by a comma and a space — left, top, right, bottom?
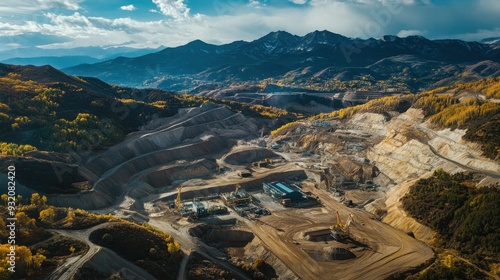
22, 94, 499, 280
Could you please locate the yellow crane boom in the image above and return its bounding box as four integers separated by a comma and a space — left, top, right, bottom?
336, 210, 344, 228
330, 210, 344, 230
344, 213, 354, 237
233, 184, 240, 196
175, 186, 182, 210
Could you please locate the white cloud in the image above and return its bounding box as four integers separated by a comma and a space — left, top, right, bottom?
120, 5, 137, 11
289, 0, 308, 4
0, 0, 499, 52
380, 0, 430, 5
152, 0, 190, 20
0, 0, 82, 15
479, 0, 500, 13
397, 29, 425, 37
248, 1, 263, 8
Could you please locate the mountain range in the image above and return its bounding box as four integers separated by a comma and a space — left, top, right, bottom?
0, 46, 164, 69
63, 30, 500, 93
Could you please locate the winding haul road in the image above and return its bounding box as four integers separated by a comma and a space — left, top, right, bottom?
416, 124, 500, 179
45, 222, 155, 280
148, 219, 252, 280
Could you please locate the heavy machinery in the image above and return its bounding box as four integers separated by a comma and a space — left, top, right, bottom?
330, 211, 354, 241
330, 210, 344, 230
175, 186, 183, 210
221, 184, 252, 205
174, 186, 195, 217
233, 184, 241, 196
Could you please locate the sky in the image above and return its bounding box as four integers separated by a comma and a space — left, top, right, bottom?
0, 0, 499, 52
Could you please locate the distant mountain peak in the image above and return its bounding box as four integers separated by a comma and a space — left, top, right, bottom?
248, 30, 301, 55
302, 30, 349, 44
307, 30, 346, 38
62, 30, 500, 92
185, 39, 212, 47
257, 30, 299, 42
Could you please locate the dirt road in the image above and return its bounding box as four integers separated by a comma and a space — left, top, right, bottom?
238, 187, 434, 280
417, 124, 500, 179
46, 222, 156, 280
148, 219, 252, 280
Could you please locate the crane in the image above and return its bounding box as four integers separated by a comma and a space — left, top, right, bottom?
330, 210, 344, 230
233, 184, 241, 196
330, 211, 354, 240
175, 186, 183, 210
344, 213, 354, 237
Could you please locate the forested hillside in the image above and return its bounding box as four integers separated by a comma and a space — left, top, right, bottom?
402, 169, 499, 279
0, 64, 294, 155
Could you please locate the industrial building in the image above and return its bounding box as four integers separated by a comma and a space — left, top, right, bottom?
221, 185, 252, 206
263, 182, 305, 206
193, 202, 207, 216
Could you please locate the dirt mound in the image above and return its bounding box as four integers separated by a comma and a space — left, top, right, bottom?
190, 225, 254, 248
306, 246, 357, 262
144, 159, 218, 188
332, 157, 380, 182
296, 133, 343, 154
186, 251, 236, 280
0, 156, 87, 194
327, 247, 356, 260
303, 228, 333, 242
222, 147, 279, 165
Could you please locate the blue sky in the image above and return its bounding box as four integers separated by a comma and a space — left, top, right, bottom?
0, 0, 499, 52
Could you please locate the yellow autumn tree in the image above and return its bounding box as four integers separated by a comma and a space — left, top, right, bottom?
0, 244, 45, 276
30, 193, 47, 206
39, 206, 57, 223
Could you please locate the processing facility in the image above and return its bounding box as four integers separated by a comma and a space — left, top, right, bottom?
263, 182, 305, 206
221, 184, 252, 206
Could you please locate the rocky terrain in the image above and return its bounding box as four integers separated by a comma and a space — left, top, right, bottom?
47, 104, 261, 212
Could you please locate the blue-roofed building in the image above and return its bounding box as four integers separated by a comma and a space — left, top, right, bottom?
263, 182, 304, 206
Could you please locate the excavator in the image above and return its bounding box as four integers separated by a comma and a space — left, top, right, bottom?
330, 210, 354, 240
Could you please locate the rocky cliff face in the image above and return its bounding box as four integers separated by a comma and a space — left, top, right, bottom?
360, 108, 500, 241
46, 104, 261, 210
278, 107, 500, 244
